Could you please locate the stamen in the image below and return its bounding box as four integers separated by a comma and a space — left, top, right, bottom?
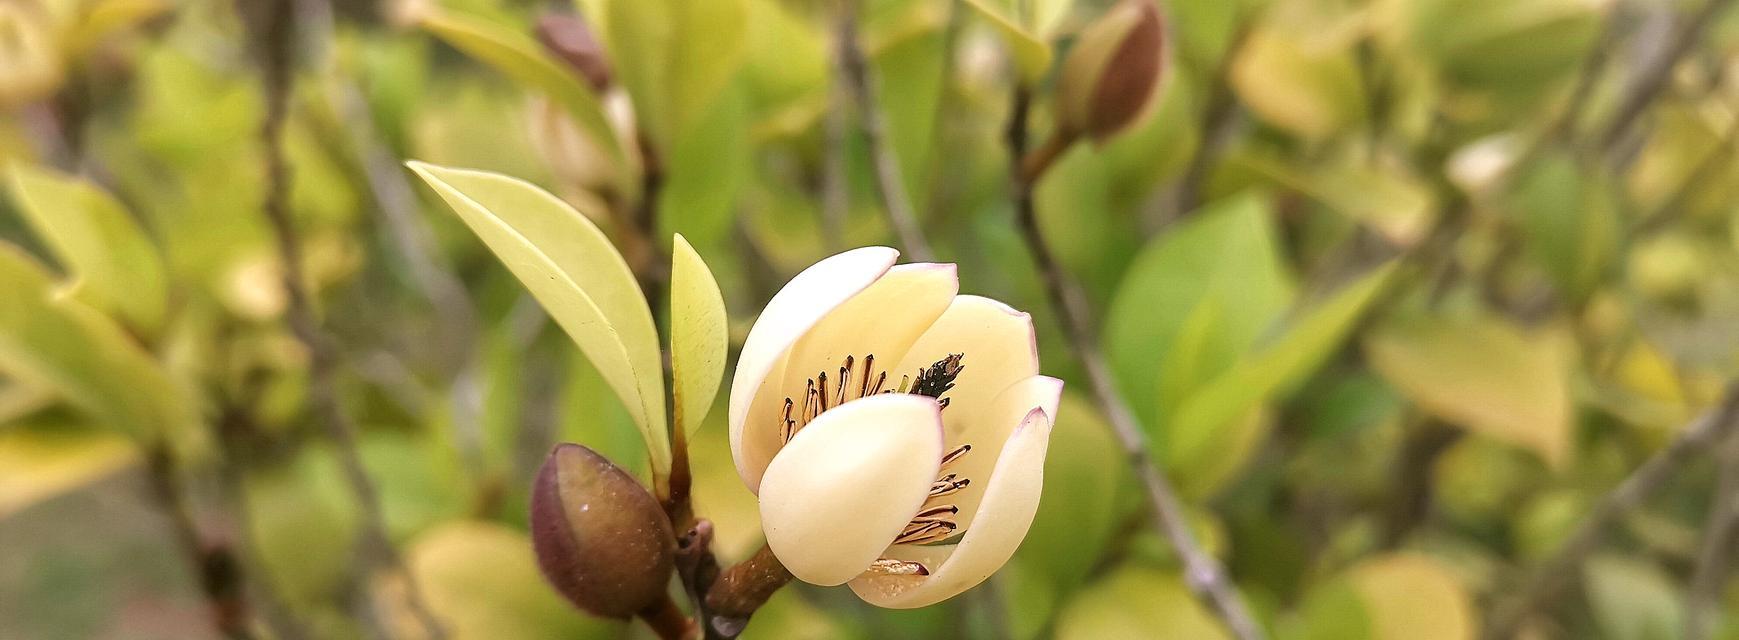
870, 371, 887, 395
930, 476, 970, 497
860, 354, 873, 398
817, 371, 829, 411
910, 505, 959, 522
840, 355, 853, 401
894, 521, 957, 545
941, 444, 971, 467
865, 558, 929, 576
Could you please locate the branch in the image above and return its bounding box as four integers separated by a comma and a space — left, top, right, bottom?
1005, 87, 1268, 640
1686, 427, 1739, 640
1483, 382, 1739, 639
835, 0, 936, 261
145, 446, 255, 640
1597, 0, 1737, 153
236, 0, 444, 636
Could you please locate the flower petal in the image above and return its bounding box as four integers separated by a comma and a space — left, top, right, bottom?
758, 394, 944, 586
947, 375, 1062, 532
891, 295, 1039, 446
730, 247, 898, 490
847, 407, 1053, 608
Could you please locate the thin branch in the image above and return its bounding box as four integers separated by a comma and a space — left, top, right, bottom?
1686, 427, 1739, 640
1006, 87, 1267, 640
1162, 23, 1252, 222
145, 446, 256, 640
1597, 0, 1737, 153
821, 67, 850, 252
1483, 382, 1739, 639
236, 0, 445, 636
835, 0, 936, 261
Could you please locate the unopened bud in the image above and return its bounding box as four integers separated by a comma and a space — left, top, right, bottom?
1055, 0, 1166, 143
536, 13, 611, 92
530, 443, 675, 619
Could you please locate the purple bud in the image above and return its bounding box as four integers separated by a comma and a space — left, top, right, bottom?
530, 443, 675, 619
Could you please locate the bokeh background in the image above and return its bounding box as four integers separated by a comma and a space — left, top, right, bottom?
3, 0, 1739, 638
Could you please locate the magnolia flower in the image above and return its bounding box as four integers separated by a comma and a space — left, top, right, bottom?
728, 247, 1061, 608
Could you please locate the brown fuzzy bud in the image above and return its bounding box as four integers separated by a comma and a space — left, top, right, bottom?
530, 443, 675, 619
536, 13, 612, 91
1055, 0, 1166, 143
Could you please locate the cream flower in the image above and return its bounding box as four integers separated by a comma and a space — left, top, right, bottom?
728, 247, 1061, 608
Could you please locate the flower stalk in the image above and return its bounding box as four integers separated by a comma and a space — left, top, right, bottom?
1004, 84, 1267, 640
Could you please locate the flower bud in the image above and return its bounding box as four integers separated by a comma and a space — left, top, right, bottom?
530, 443, 675, 619
1055, 0, 1166, 143
536, 13, 612, 92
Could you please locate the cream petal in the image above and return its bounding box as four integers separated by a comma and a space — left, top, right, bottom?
730, 247, 898, 490
758, 394, 945, 586
765, 261, 959, 456
892, 295, 1039, 447
946, 375, 1062, 532
847, 407, 1053, 608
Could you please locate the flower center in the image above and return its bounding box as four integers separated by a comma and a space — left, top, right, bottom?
777, 353, 975, 550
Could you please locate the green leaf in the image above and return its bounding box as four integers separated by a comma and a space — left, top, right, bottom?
591, 0, 749, 146
1507, 151, 1619, 303
1014, 394, 1125, 592
1167, 263, 1398, 472
961, 0, 1054, 84
1103, 192, 1295, 430
1365, 313, 1572, 467
418, 10, 623, 168
402, 522, 624, 639
1583, 555, 1684, 640
0, 244, 199, 454
1055, 567, 1231, 640
669, 234, 727, 435
407, 162, 669, 478
658, 84, 750, 246
7, 163, 168, 333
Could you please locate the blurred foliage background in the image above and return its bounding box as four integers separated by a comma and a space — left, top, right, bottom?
3, 0, 1739, 638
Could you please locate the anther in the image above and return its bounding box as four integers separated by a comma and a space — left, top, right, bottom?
941, 444, 971, 467
865, 558, 929, 576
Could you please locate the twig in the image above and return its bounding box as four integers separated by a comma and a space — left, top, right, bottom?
326, 72, 488, 483
1596, 0, 1737, 153
820, 66, 850, 252
1163, 23, 1252, 221
1686, 427, 1739, 640
1483, 382, 1739, 639
235, 0, 445, 636
145, 446, 255, 640
703, 543, 794, 636
1006, 86, 1267, 640
835, 0, 936, 261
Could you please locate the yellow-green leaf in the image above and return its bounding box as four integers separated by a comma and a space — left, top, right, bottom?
669, 234, 727, 436
0, 423, 139, 518
396, 522, 624, 639
419, 10, 623, 167
1365, 314, 1572, 467
0, 244, 199, 454
962, 0, 1054, 84
1345, 554, 1477, 640
7, 163, 168, 333
407, 162, 669, 478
